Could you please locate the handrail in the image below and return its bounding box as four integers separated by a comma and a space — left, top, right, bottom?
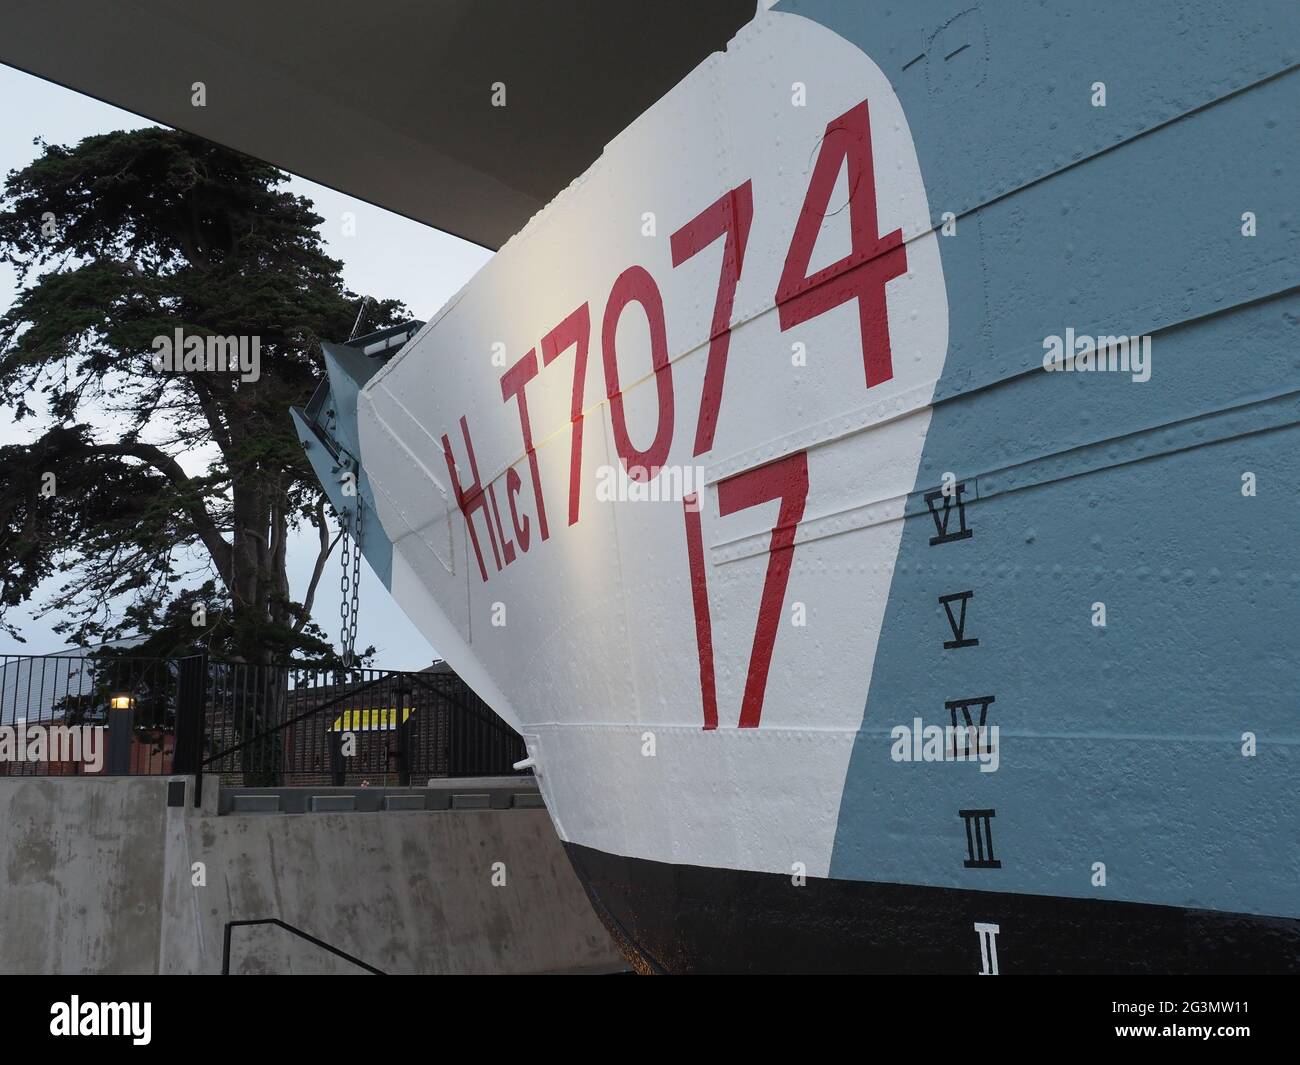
221, 918, 386, 975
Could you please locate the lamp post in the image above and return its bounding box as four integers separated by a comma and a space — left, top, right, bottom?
106, 690, 135, 775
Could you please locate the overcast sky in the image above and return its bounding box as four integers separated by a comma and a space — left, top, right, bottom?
0, 63, 493, 668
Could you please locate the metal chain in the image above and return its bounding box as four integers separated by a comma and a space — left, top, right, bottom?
338, 520, 350, 662
338, 495, 363, 667
349, 497, 363, 656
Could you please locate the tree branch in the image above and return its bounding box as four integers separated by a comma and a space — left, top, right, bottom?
89, 440, 233, 588
295, 495, 340, 632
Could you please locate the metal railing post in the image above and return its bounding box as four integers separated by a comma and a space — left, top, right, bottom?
394, 678, 411, 787
171, 652, 207, 795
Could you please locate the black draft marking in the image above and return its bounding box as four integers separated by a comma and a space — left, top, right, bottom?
925, 482, 972, 545
960, 808, 1002, 869
939, 590, 979, 648
946, 695, 995, 730
947, 695, 995, 758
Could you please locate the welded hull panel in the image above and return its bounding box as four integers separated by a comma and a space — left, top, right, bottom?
317, 0, 1300, 971
565, 843, 1300, 975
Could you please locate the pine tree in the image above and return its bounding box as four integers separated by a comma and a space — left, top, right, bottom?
0, 128, 405, 665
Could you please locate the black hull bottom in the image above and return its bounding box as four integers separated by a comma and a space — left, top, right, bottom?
563, 842, 1300, 974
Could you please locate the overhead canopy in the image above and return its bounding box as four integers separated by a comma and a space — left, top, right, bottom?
0, 0, 755, 249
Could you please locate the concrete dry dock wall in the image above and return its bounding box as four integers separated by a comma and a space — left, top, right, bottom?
0, 775, 622, 974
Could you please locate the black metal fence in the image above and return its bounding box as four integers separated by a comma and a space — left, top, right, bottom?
0, 653, 179, 776
201, 661, 527, 786
0, 652, 528, 784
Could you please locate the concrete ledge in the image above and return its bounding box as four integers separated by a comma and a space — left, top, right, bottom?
310, 795, 356, 813
231, 794, 281, 814
383, 795, 426, 812
217, 777, 539, 815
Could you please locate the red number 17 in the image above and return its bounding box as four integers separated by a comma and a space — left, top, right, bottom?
684, 451, 808, 730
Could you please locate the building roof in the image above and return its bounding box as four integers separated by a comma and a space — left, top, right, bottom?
0, 640, 149, 724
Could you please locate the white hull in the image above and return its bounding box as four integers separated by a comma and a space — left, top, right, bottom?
358, 10, 947, 876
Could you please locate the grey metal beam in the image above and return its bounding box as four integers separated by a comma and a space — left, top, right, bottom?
0, 0, 754, 249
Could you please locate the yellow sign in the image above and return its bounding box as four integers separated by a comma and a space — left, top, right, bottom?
328, 707, 413, 732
